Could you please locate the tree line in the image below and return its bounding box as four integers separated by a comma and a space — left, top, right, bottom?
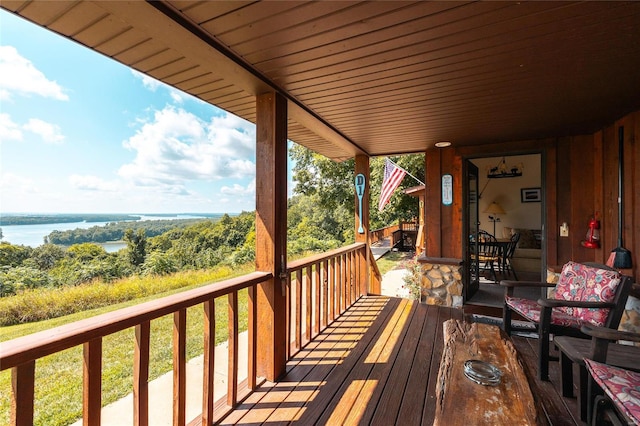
0, 145, 424, 298
45, 218, 210, 245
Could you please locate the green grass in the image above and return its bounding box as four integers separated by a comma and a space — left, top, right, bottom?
375, 250, 416, 276
0, 266, 253, 426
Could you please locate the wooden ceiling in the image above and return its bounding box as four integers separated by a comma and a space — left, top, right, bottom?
3, 1, 640, 161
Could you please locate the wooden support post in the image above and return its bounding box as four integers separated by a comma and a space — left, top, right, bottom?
355, 155, 374, 294
255, 91, 288, 381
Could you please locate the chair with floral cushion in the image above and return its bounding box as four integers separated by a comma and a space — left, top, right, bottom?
501, 261, 633, 380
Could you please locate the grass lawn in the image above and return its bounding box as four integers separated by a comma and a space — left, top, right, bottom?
375, 250, 416, 276
0, 266, 253, 426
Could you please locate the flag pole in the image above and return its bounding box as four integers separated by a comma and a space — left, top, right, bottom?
387, 158, 425, 186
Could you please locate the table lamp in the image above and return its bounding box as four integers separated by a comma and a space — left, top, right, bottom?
484, 201, 506, 236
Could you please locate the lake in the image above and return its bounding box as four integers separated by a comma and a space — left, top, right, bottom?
0, 214, 209, 252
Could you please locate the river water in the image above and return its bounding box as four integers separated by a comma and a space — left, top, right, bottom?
0, 215, 209, 252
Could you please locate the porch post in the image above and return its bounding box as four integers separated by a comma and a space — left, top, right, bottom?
355, 155, 374, 294
255, 91, 287, 381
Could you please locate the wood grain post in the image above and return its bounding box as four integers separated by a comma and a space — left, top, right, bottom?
134, 322, 150, 426
355, 155, 373, 294
83, 338, 102, 426
11, 362, 35, 426
255, 91, 288, 381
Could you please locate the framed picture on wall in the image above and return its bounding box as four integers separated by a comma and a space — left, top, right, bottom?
521, 187, 541, 203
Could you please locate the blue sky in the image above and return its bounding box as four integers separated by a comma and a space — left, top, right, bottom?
0, 10, 276, 214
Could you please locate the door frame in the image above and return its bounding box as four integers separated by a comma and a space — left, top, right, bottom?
462, 152, 547, 303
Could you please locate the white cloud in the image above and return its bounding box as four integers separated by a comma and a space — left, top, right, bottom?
0, 113, 23, 142
69, 175, 119, 192
220, 179, 256, 197
170, 90, 185, 104
0, 45, 68, 101
23, 118, 64, 144
131, 69, 161, 91
118, 106, 255, 193
0, 172, 38, 194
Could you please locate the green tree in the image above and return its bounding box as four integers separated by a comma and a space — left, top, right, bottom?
0, 242, 33, 268
26, 244, 66, 270
289, 143, 424, 238
124, 229, 147, 267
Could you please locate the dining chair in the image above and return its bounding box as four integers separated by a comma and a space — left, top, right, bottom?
501, 232, 520, 280
501, 261, 633, 380
472, 230, 500, 283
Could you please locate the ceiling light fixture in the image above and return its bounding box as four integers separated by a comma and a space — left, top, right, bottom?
435, 141, 451, 148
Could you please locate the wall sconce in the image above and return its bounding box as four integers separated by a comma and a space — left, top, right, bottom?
487, 157, 523, 179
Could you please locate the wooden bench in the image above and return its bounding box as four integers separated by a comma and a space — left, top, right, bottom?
555, 328, 640, 421
434, 319, 543, 425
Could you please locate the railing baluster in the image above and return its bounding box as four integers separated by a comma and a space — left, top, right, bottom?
173, 309, 187, 426
83, 338, 102, 426
247, 285, 257, 390
314, 263, 320, 336
336, 255, 344, 317
134, 322, 150, 426
11, 361, 35, 426
285, 273, 291, 359
227, 292, 239, 407
322, 259, 329, 328
202, 300, 215, 425
295, 269, 302, 351
305, 266, 312, 343
329, 257, 335, 322
345, 253, 350, 310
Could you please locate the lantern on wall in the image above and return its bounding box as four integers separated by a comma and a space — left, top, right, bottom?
581, 214, 600, 249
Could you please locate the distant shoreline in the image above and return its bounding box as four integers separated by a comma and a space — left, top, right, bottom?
0, 213, 228, 226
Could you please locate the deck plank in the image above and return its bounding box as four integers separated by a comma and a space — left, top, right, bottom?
217, 297, 580, 425
363, 301, 429, 424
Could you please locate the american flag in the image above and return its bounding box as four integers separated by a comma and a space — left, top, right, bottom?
378, 158, 406, 211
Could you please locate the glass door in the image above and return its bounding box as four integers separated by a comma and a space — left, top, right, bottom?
465, 161, 479, 301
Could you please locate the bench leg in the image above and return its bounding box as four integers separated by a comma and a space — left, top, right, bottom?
578, 365, 588, 422
559, 351, 573, 397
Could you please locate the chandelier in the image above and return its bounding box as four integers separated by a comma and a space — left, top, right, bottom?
487, 157, 524, 179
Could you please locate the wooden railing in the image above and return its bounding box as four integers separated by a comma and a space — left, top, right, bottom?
1, 244, 381, 426
370, 224, 399, 245
284, 243, 381, 356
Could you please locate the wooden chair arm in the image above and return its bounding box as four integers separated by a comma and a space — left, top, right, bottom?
500, 280, 556, 288
537, 299, 616, 309
581, 324, 640, 343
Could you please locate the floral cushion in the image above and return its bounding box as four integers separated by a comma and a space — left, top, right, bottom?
505, 296, 585, 328
585, 359, 640, 424
553, 261, 621, 326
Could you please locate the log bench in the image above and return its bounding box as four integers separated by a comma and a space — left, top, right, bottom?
434, 319, 542, 425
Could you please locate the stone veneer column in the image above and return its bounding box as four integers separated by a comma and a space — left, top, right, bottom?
417, 257, 463, 308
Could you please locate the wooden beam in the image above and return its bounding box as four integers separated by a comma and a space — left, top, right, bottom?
255, 91, 288, 381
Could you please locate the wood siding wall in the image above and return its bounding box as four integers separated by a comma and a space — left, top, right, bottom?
424, 110, 639, 282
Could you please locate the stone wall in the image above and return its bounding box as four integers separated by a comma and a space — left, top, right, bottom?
417, 257, 463, 308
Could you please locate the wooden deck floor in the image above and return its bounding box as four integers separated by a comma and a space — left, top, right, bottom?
219, 296, 583, 425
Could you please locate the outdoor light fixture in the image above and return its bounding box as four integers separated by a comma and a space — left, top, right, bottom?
435, 141, 451, 148
487, 157, 523, 178
484, 201, 506, 236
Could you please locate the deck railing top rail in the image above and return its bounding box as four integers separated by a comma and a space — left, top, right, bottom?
287, 242, 365, 271
0, 271, 272, 371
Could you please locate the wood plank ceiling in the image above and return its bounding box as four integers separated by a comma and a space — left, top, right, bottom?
2, 1, 640, 161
